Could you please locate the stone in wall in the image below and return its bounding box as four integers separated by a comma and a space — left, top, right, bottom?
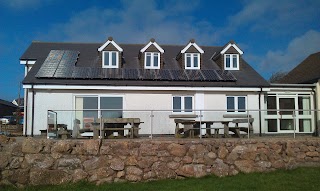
30, 169, 71, 185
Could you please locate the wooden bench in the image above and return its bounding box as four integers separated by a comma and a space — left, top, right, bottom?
93, 118, 143, 139
223, 114, 254, 138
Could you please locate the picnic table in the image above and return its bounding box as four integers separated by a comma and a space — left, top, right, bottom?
174, 118, 253, 138
92, 118, 143, 139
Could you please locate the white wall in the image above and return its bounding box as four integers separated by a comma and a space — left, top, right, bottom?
25, 90, 73, 135
25, 89, 262, 136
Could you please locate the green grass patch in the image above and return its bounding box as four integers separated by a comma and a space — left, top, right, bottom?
1, 167, 320, 191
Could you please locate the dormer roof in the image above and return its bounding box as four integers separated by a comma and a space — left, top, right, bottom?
98, 37, 123, 52
140, 38, 164, 53
220, 40, 243, 55
181, 39, 204, 54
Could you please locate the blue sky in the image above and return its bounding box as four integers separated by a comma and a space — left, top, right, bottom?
0, 0, 320, 101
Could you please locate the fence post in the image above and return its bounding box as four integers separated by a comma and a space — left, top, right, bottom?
293, 110, 296, 139
247, 109, 250, 139
99, 112, 102, 139
199, 110, 202, 139
150, 110, 154, 139
47, 110, 49, 139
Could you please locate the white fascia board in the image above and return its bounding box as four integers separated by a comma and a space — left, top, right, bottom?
220, 43, 243, 55
140, 41, 164, 53
20, 60, 36, 65
181, 42, 204, 54
98, 40, 123, 52
267, 87, 314, 92
23, 84, 261, 92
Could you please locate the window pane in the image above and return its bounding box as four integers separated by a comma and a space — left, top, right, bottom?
186, 54, 191, 67
227, 97, 235, 112
267, 96, 277, 115
267, 119, 277, 132
279, 98, 295, 115
112, 52, 117, 66
280, 119, 294, 130
299, 119, 311, 132
173, 97, 181, 112
83, 97, 98, 119
184, 97, 193, 112
104, 52, 109, 66
226, 55, 230, 68
146, 53, 151, 66
193, 54, 198, 67
238, 97, 246, 112
298, 97, 310, 115
100, 97, 123, 118
154, 54, 159, 67
232, 55, 238, 68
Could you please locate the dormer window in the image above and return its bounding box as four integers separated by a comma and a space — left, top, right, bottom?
98, 37, 123, 69
145, 52, 160, 69
224, 54, 239, 70
185, 53, 200, 69
140, 38, 164, 69
220, 41, 243, 71
179, 39, 204, 70
103, 51, 119, 68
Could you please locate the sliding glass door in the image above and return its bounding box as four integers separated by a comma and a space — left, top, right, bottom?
75, 95, 123, 129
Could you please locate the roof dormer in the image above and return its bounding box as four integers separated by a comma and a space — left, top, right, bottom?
178, 39, 204, 70
220, 40, 243, 71
98, 37, 123, 68
139, 38, 164, 69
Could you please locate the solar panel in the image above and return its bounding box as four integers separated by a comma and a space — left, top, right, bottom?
140, 69, 158, 80
215, 70, 237, 81
36, 50, 64, 78
201, 70, 221, 81
37, 50, 79, 78
170, 70, 188, 81
123, 68, 139, 80
185, 70, 205, 81
159, 69, 172, 80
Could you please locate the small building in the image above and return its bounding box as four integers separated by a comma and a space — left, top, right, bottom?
0, 99, 18, 117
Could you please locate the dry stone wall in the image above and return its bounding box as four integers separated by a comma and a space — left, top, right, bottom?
0, 135, 320, 187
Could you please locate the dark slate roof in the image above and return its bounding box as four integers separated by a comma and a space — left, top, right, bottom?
21, 41, 269, 87
279, 52, 320, 84
0, 99, 18, 108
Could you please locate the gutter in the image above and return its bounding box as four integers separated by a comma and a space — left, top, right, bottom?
24, 87, 28, 137
31, 85, 35, 137
259, 87, 262, 137
270, 83, 316, 87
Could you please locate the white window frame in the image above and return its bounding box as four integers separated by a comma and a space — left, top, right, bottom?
185, 53, 200, 69
74, 94, 124, 116
224, 54, 239, 70
102, 51, 119, 68
172, 95, 194, 113
144, 52, 160, 69
226, 96, 247, 113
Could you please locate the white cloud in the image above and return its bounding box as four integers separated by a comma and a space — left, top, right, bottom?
37, 0, 218, 45
260, 30, 320, 75
0, 0, 53, 9
226, 0, 320, 35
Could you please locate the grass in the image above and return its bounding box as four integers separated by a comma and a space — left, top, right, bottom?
1, 167, 320, 191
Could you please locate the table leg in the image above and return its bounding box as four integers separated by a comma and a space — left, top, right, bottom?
223, 122, 230, 138
93, 128, 99, 139
206, 123, 212, 137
